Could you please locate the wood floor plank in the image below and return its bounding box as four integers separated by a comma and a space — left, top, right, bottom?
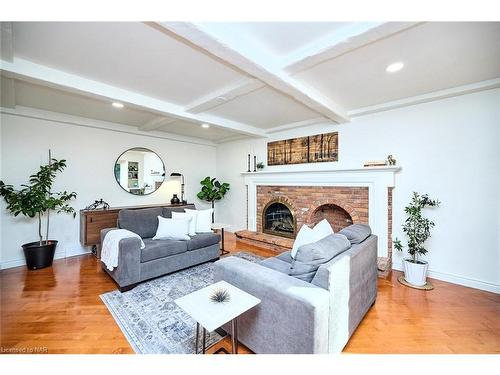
1, 232, 499, 354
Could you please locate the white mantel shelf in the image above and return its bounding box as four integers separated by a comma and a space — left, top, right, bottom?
240, 166, 401, 175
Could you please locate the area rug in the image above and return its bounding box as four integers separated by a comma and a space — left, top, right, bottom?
100, 252, 262, 354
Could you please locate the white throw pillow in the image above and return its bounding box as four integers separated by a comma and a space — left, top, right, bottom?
185, 208, 213, 233
291, 219, 334, 259
313, 218, 334, 239
172, 211, 197, 236
152, 216, 191, 241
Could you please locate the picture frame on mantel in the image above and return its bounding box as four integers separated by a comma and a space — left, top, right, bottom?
267, 132, 338, 166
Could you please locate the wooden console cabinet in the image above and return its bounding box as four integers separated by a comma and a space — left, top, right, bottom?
80, 203, 192, 257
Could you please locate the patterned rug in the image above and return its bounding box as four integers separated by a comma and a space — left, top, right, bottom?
100, 252, 262, 354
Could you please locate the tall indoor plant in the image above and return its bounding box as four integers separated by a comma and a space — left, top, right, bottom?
0, 152, 77, 270
196, 176, 230, 222
394, 192, 440, 286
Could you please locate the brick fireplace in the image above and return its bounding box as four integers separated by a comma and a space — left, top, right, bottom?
257, 185, 369, 236
237, 166, 400, 277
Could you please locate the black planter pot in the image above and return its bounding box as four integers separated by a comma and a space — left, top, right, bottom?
21, 240, 58, 270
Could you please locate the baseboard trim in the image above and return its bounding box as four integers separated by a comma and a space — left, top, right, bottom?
392, 261, 500, 294
1, 248, 91, 270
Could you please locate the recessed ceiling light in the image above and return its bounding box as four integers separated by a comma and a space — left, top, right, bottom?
201, 124, 210, 129
112, 102, 124, 108
386, 62, 404, 73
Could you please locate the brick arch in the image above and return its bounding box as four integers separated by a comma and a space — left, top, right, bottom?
305, 198, 361, 226
262, 195, 298, 217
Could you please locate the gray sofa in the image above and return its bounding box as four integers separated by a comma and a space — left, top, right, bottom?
214, 230, 377, 353
101, 205, 221, 292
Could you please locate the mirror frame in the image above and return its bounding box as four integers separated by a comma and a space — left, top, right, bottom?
114, 147, 165, 196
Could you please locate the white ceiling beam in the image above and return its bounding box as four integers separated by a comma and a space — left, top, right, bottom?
348, 77, 500, 117
0, 76, 16, 108
154, 22, 350, 124
186, 78, 265, 114
0, 22, 14, 62
0, 58, 267, 138
284, 22, 423, 74
138, 116, 176, 131
265, 117, 330, 134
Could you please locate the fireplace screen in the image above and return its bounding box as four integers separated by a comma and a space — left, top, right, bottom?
263, 201, 296, 238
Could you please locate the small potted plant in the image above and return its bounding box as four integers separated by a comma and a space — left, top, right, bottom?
197, 177, 230, 223
256, 162, 265, 171
394, 192, 440, 286
0, 152, 77, 270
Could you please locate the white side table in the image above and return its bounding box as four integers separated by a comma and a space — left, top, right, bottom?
175, 280, 261, 354
211, 223, 231, 256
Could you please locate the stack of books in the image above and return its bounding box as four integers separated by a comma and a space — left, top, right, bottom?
363, 160, 388, 167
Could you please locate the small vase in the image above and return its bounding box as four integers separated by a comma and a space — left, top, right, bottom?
170, 194, 180, 204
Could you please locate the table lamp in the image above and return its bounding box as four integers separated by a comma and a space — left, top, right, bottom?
170, 172, 187, 204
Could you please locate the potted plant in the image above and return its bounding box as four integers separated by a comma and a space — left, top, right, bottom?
256, 162, 265, 171
394, 192, 440, 286
0, 153, 77, 270
196, 177, 230, 223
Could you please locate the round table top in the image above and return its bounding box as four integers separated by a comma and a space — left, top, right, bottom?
211, 223, 231, 230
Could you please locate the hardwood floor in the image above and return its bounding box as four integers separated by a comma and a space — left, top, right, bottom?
1, 233, 499, 354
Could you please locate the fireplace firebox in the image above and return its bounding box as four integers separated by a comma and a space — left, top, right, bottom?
262, 201, 296, 238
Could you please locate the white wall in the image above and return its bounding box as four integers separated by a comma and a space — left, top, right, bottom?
0, 108, 216, 269
216, 89, 500, 293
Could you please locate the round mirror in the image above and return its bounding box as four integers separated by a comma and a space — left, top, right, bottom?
114, 148, 165, 195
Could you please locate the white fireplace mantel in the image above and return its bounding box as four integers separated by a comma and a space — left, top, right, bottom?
242, 166, 402, 258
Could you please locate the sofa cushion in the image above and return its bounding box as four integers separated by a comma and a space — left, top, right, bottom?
289, 233, 351, 282
291, 219, 333, 259
339, 224, 372, 244
187, 233, 221, 251
275, 251, 293, 264
162, 204, 196, 218
118, 207, 163, 238
141, 238, 188, 262
259, 257, 291, 275
152, 216, 191, 241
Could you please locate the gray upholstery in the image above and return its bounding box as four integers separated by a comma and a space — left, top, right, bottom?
259, 257, 291, 274
187, 233, 221, 251
290, 233, 352, 282
311, 235, 376, 290
118, 207, 163, 238
140, 239, 187, 262
101, 205, 220, 291
215, 256, 330, 354
275, 251, 293, 264
140, 243, 220, 281
339, 224, 372, 244
162, 204, 195, 218
214, 233, 378, 353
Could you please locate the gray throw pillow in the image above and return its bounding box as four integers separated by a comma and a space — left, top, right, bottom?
289, 233, 351, 282
339, 224, 372, 244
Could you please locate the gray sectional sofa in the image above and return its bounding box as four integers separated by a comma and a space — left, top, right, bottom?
214, 225, 377, 354
100, 205, 221, 292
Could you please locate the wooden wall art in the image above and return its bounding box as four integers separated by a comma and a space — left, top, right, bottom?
267, 132, 338, 166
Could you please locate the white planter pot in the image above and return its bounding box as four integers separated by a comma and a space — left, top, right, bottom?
403, 259, 429, 286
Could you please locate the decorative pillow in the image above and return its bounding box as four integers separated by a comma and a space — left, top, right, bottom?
184, 208, 213, 233
152, 216, 191, 241
291, 219, 334, 259
339, 224, 372, 244
172, 211, 197, 236
289, 233, 351, 282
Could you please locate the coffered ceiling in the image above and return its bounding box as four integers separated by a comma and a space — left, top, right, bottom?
1, 21, 499, 143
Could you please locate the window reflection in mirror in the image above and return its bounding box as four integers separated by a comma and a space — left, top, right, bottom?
114, 148, 165, 195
